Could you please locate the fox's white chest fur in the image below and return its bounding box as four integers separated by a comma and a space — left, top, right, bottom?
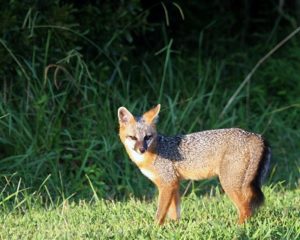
140, 168, 155, 181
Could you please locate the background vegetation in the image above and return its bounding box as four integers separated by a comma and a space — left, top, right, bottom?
0, 1, 299, 238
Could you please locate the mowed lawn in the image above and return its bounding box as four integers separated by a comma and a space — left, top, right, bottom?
0, 186, 299, 239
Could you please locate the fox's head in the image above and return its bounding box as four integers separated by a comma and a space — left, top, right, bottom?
118, 104, 160, 159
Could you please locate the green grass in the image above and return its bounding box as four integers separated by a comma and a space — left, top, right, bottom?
0, 184, 299, 239
1, 4, 300, 239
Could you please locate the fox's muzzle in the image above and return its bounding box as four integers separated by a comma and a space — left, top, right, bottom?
135, 140, 148, 154
138, 147, 146, 154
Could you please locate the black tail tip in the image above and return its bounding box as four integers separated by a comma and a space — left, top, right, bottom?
258, 141, 271, 185
251, 185, 265, 209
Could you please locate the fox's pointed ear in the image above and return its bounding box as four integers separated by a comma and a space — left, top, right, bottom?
143, 104, 161, 124
118, 107, 134, 125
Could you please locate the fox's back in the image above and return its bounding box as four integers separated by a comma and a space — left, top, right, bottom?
156, 128, 265, 181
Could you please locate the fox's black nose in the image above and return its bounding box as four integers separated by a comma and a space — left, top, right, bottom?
139, 147, 146, 154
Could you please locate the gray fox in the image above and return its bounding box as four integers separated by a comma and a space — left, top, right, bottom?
118, 104, 271, 225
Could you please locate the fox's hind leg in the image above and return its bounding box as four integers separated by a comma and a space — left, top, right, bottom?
223, 189, 252, 224
239, 184, 264, 224
221, 183, 264, 224
219, 177, 252, 223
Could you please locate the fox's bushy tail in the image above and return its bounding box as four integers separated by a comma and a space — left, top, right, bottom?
251, 141, 271, 208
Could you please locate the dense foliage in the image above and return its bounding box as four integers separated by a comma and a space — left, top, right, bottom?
0, 1, 299, 202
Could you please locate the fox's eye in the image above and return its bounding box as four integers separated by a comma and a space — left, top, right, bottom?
127, 136, 137, 141
144, 135, 153, 141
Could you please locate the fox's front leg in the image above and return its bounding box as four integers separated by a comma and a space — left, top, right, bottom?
167, 186, 180, 221
156, 183, 179, 225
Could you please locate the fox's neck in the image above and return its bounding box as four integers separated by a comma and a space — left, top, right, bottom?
155, 134, 183, 161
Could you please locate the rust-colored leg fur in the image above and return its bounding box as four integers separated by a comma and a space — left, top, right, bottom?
167, 188, 180, 221
229, 190, 253, 224
156, 183, 179, 225
224, 184, 264, 224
